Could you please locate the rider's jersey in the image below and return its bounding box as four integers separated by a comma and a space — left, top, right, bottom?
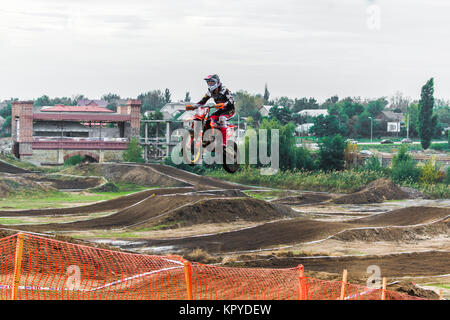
197, 85, 235, 110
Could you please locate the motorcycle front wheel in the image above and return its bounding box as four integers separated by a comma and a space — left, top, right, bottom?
222, 141, 240, 174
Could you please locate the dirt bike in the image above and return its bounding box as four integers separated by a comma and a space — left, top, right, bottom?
183, 103, 240, 173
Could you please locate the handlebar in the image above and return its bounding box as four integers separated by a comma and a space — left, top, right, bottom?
185, 103, 225, 111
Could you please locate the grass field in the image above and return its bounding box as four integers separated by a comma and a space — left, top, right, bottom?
0, 184, 151, 210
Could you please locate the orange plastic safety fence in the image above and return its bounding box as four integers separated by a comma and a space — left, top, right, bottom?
0, 233, 426, 300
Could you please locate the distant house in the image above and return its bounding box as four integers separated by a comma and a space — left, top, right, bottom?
0, 101, 8, 111
297, 109, 328, 118
77, 99, 108, 108
375, 111, 404, 122
375, 111, 404, 133
160, 102, 186, 120
295, 123, 314, 136
259, 105, 274, 117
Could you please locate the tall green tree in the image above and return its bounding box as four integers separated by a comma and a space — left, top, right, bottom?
122, 137, 144, 163
263, 83, 270, 104
234, 90, 263, 120
418, 78, 435, 149
268, 105, 292, 125
249, 119, 314, 171
102, 93, 121, 111
184, 92, 191, 102
164, 88, 172, 104
366, 98, 388, 117
310, 115, 342, 137
292, 97, 319, 113
138, 90, 165, 112
317, 134, 346, 171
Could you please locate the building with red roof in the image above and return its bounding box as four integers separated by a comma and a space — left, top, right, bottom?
11, 100, 141, 165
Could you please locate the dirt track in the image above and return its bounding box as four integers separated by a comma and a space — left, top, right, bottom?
0, 187, 194, 216
0, 160, 31, 174
225, 251, 450, 278
0, 163, 263, 221
143, 163, 256, 190
129, 206, 450, 253
13, 195, 296, 232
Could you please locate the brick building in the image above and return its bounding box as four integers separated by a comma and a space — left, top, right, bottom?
11, 100, 141, 165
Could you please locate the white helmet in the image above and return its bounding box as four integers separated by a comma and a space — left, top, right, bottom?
204, 74, 221, 93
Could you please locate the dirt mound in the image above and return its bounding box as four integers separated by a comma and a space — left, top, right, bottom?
0, 187, 194, 217
13, 194, 295, 232
143, 197, 297, 229
348, 206, 450, 227
89, 182, 120, 193
390, 282, 440, 300
186, 189, 248, 198
0, 160, 31, 174
24, 173, 103, 190
334, 178, 408, 204
221, 251, 450, 279
272, 193, 333, 205
400, 186, 428, 199
65, 163, 190, 188
333, 217, 450, 242
144, 163, 256, 190
0, 175, 56, 198
136, 206, 450, 253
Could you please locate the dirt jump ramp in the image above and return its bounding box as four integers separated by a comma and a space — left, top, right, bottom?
143, 163, 257, 190
0, 187, 194, 217
227, 250, 450, 279
134, 206, 450, 253
11, 195, 296, 232
0, 160, 31, 174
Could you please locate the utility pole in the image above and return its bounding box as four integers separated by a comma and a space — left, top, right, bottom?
237, 114, 240, 141
406, 109, 410, 140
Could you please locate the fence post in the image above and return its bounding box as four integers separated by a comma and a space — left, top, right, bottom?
11, 233, 25, 300
381, 277, 387, 300
183, 261, 193, 300
339, 269, 348, 300
144, 122, 148, 163
166, 121, 171, 158
439, 289, 443, 300
298, 265, 308, 300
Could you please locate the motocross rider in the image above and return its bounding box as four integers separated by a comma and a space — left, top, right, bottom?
196, 74, 235, 146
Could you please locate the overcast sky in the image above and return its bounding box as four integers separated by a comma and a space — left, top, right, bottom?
1, 0, 449, 103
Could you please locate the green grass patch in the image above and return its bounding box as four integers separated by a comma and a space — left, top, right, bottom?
424, 283, 450, 290
207, 166, 449, 198
0, 186, 151, 210
207, 167, 385, 194
0, 154, 63, 173
243, 190, 288, 201
0, 218, 26, 225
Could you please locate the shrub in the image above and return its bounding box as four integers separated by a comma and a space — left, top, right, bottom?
317, 134, 346, 171
122, 137, 144, 163
389, 145, 420, 183
445, 167, 450, 185
243, 119, 314, 171
363, 156, 385, 173
419, 158, 441, 185
64, 154, 83, 166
